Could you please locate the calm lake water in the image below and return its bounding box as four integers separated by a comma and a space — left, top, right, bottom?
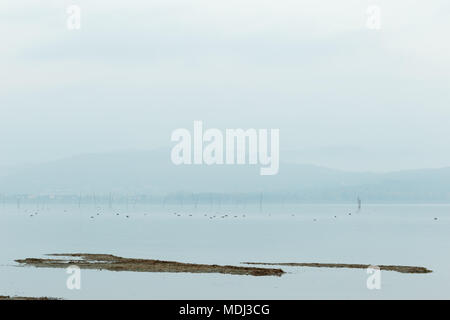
0, 203, 449, 299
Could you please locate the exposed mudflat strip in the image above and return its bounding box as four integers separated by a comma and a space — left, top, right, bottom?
16, 253, 284, 277
0, 295, 59, 300
242, 262, 432, 274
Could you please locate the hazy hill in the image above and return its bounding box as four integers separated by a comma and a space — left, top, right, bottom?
0, 150, 449, 202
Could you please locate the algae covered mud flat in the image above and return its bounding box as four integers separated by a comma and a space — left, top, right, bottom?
0, 204, 449, 299
16, 254, 284, 277
243, 262, 432, 274
15, 254, 431, 276
10, 252, 432, 300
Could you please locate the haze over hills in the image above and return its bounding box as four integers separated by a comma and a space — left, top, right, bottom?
0, 149, 449, 203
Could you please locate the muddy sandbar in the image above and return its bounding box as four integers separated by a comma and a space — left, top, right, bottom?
16, 253, 284, 277
242, 262, 432, 274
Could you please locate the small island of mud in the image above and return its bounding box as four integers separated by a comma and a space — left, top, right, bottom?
242, 262, 432, 274
16, 253, 284, 277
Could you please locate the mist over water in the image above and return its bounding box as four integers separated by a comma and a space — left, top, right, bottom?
1, 0, 449, 300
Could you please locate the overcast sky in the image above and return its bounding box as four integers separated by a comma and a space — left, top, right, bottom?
0, 0, 449, 171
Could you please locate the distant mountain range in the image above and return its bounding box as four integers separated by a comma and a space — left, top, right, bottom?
0, 149, 449, 202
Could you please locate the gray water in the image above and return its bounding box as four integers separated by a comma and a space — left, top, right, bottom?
0, 203, 449, 299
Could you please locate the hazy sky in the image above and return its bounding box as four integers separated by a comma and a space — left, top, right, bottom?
1, 0, 449, 171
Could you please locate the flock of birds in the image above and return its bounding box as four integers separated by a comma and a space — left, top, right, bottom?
172, 212, 246, 220
24, 208, 439, 221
